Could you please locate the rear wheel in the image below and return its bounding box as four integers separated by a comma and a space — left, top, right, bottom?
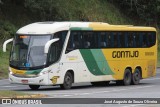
116, 69, 132, 86
131, 68, 141, 85
91, 81, 110, 86
60, 72, 73, 90
29, 85, 40, 90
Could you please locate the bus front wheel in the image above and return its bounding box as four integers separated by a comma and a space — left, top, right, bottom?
29, 85, 40, 90
60, 72, 73, 90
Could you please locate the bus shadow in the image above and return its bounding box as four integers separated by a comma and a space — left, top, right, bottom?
14, 82, 152, 92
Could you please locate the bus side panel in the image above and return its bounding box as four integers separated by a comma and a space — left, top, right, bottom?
79, 49, 115, 82
60, 50, 90, 83
102, 46, 157, 80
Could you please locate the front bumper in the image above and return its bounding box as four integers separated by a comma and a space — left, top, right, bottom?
9, 73, 49, 85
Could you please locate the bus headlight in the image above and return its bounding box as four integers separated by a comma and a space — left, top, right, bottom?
38, 70, 51, 76
9, 71, 13, 75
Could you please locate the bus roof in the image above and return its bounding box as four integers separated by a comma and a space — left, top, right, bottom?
16, 22, 156, 35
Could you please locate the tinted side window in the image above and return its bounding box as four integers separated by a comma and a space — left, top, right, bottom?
66, 31, 99, 53
133, 33, 140, 47
47, 31, 67, 65
113, 32, 119, 47
98, 32, 107, 48
148, 32, 156, 47
66, 31, 80, 53
138, 32, 156, 48
119, 32, 125, 47
82, 32, 98, 49
66, 31, 156, 52
141, 33, 147, 47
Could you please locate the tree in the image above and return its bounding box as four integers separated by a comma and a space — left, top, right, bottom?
109, 0, 160, 28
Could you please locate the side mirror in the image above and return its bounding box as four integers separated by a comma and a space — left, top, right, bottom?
44, 38, 59, 54
3, 38, 14, 52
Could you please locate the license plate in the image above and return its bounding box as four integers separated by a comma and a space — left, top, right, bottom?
21, 80, 28, 83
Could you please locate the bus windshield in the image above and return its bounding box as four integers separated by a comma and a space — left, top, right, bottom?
10, 35, 52, 68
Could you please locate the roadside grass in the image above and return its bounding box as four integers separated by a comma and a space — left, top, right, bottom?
0, 90, 28, 98
0, 90, 47, 98
0, 48, 10, 79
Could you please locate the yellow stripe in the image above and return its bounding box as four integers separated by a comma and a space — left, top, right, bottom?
11, 67, 26, 75
89, 22, 156, 31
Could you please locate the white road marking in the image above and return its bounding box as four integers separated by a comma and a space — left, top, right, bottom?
0, 79, 8, 82
143, 77, 160, 80
0, 86, 17, 88
79, 93, 90, 95
123, 104, 146, 107
90, 85, 153, 95
58, 85, 154, 97
63, 95, 74, 97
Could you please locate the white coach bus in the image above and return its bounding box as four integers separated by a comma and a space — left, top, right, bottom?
3, 22, 157, 90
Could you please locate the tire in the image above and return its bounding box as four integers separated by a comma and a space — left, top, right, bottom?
131, 68, 141, 85
116, 69, 132, 86
123, 69, 132, 85
60, 72, 73, 89
29, 85, 40, 90
91, 81, 110, 86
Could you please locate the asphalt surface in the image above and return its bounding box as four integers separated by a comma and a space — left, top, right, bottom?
1, 69, 160, 107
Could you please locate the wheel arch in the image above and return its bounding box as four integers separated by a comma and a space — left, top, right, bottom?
125, 67, 132, 73
64, 69, 74, 83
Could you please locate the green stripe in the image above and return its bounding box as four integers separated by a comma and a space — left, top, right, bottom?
70, 27, 93, 31
90, 49, 114, 75
80, 49, 114, 75
25, 69, 42, 75
80, 49, 104, 75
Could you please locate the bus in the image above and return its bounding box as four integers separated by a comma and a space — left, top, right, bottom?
3, 22, 157, 90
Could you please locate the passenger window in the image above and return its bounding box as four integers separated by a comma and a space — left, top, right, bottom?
142, 33, 147, 47
148, 32, 156, 47
128, 33, 134, 47
81, 31, 98, 49
113, 32, 118, 47
99, 32, 107, 48
119, 33, 125, 48
133, 33, 140, 47
107, 33, 111, 47
66, 32, 80, 53
66, 31, 156, 51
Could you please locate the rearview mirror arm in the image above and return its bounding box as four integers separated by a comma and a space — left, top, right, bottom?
44, 38, 59, 54
3, 38, 14, 52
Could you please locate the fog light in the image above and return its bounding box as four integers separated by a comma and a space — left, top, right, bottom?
38, 70, 51, 76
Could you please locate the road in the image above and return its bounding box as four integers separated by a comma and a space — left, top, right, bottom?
1, 69, 160, 107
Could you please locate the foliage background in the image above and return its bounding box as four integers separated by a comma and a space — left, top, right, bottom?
0, 0, 159, 78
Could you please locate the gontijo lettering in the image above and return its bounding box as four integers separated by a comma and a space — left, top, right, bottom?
112, 51, 139, 58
